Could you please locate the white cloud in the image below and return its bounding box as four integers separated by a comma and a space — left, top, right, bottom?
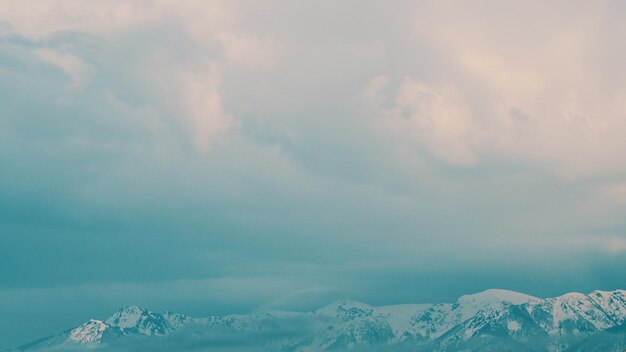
217, 32, 284, 70
0, 0, 234, 38
364, 75, 479, 166
35, 49, 91, 87
179, 65, 235, 150
0, 1, 248, 149
4, 1, 626, 176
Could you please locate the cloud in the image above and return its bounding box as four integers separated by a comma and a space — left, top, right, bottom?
361, 1, 626, 178
34, 48, 91, 86
179, 64, 234, 150
571, 235, 626, 254
216, 32, 284, 70
364, 75, 479, 166
0, 1, 234, 38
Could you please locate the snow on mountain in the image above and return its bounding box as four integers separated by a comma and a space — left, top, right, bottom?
551, 292, 611, 332
67, 320, 109, 344
312, 299, 395, 349
458, 288, 538, 306
588, 289, 626, 325
162, 311, 195, 329
373, 303, 432, 340
105, 305, 172, 336
14, 289, 626, 352
434, 300, 551, 351
525, 291, 624, 336
455, 289, 539, 320
314, 299, 374, 319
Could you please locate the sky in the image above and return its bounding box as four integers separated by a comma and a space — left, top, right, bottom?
1, 0, 626, 348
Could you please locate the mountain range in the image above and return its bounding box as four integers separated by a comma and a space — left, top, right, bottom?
10, 289, 626, 351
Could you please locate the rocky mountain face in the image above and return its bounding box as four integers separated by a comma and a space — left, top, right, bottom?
12, 289, 626, 351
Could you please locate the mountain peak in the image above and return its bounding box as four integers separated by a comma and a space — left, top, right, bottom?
453, 289, 538, 321
105, 306, 150, 328
457, 289, 538, 306
319, 299, 371, 310
315, 299, 373, 318
105, 306, 171, 336
590, 289, 626, 298
113, 305, 149, 314
554, 291, 587, 302
67, 319, 109, 344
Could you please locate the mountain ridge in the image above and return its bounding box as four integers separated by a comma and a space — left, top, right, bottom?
11, 288, 626, 352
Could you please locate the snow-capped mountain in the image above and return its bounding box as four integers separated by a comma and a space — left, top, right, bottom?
12, 289, 626, 351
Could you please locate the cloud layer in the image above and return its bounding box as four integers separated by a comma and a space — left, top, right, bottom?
1, 0, 626, 348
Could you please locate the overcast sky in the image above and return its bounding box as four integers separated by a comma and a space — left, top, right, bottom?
2, 0, 626, 348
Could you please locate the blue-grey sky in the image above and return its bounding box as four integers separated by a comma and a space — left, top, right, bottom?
2, 0, 626, 348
